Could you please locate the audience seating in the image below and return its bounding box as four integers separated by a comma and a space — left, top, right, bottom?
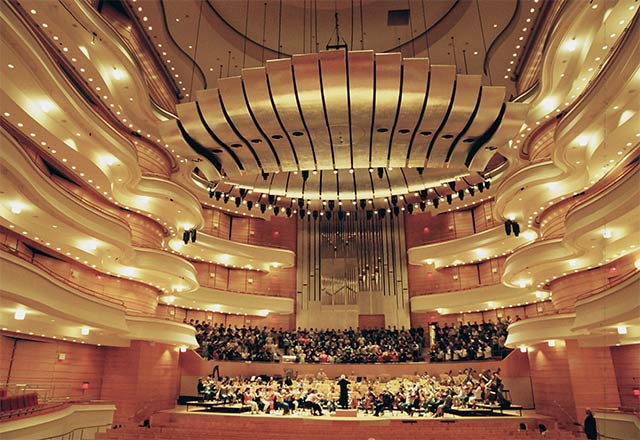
0, 392, 39, 418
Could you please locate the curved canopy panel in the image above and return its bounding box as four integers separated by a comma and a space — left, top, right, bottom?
177, 50, 525, 206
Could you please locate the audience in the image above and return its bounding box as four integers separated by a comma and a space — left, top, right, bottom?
429, 318, 512, 362
195, 368, 511, 417
191, 323, 425, 363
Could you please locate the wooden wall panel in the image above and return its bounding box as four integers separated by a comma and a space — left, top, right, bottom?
551, 254, 638, 310
101, 341, 180, 423
527, 342, 577, 430
0, 334, 105, 401
156, 307, 295, 331
566, 340, 621, 416
408, 263, 496, 296
124, 211, 164, 249
135, 142, 173, 179
610, 344, 640, 411
358, 314, 386, 329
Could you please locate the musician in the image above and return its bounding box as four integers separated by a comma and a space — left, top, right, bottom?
337, 374, 350, 409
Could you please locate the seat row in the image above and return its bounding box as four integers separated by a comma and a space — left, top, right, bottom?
0, 392, 39, 414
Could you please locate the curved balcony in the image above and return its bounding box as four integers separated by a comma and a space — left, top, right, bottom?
408, 224, 536, 269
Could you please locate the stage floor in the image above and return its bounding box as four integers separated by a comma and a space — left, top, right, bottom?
166, 404, 542, 421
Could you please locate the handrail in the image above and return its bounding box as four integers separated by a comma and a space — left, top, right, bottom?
0, 243, 125, 307
574, 270, 639, 304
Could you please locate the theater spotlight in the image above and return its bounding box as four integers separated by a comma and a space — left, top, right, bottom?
505, 220, 512, 236
247, 201, 253, 211
391, 195, 398, 206
458, 190, 465, 201
268, 195, 276, 205
378, 208, 386, 218
297, 198, 305, 208
299, 209, 306, 219
477, 182, 484, 193
512, 222, 520, 237
223, 194, 230, 204
338, 210, 345, 221
182, 230, 190, 245
312, 210, 319, 220
325, 211, 332, 220
301, 170, 309, 182
359, 199, 367, 210
420, 201, 426, 211
190, 229, 197, 243
393, 206, 400, 216
419, 190, 428, 200
416, 167, 424, 175
407, 203, 414, 214
328, 200, 335, 211
273, 206, 280, 216
432, 198, 439, 209
235, 197, 241, 207
448, 181, 456, 191
285, 207, 292, 217
468, 187, 475, 196
377, 167, 384, 179
208, 187, 214, 198
214, 191, 222, 201
366, 210, 373, 220
239, 188, 248, 199
485, 180, 491, 190
262, 172, 269, 181
260, 204, 267, 213
446, 194, 453, 204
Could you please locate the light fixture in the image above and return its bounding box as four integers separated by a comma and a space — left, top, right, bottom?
520, 346, 527, 353
602, 228, 612, 239
179, 346, 187, 353
9, 202, 24, 214
14, 309, 26, 320
617, 325, 627, 335
547, 340, 556, 347
81, 326, 90, 336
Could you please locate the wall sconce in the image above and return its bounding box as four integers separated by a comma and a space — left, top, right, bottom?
452, 274, 459, 280
81, 382, 90, 390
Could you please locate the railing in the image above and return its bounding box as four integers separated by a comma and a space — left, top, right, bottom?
0, 243, 125, 308
0, 383, 104, 403
574, 270, 639, 304
38, 424, 112, 440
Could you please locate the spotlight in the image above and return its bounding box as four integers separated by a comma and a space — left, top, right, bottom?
446, 194, 453, 204
297, 198, 305, 208
214, 191, 222, 201
407, 204, 414, 214
485, 180, 491, 190
477, 182, 484, 193
260, 204, 267, 213
505, 220, 512, 236
208, 188, 214, 198
247, 201, 253, 210
366, 210, 373, 220
183, 230, 190, 245
416, 167, 424, 175
235, 197, 241, 207
301, 170, 309, 182
512, 222, 520, 237
391, 195, 398, 206
190, 229, 197, 243
338, 210, 345, 221
325, 211, 332, 220
419, 201, 426, 211
432, 198, 439, 209
285, 207, 292, 217
262, 172, 269, 181
299, 209, 305, 219
419, 190, 427, 200
448, 181, 456, 191
468, 187, 475, 196
328, 200, 335, 211
378, 208, 386, 218
274, 206, 280, 216
458, 190, 464, 201
377, 167, 384, 179
268, 195, 276, 205
223, 194, 230, 204
312, 210, 318, 220
359, 199, 367, 210
239, 188, 248, 199
393, 206, 400, 216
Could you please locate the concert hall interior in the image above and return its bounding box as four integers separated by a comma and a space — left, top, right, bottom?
0, 0, 638, 439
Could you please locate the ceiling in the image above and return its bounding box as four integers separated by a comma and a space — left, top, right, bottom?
126, 0, 542, 209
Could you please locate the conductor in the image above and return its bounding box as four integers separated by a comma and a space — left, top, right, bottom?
337, 374, 350, 409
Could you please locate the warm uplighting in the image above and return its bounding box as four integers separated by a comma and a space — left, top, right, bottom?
81, 326, 90, 336
635, 259, 640, 270
576, 135, 589, 147
163, 295, 176, 303
547, 340, 556, 347
112, 67, 125, 80
563, 38, 578, 52
520, 346, 527, 353
602, 228, 612, 239
425, 258, 434, 265
38, 99, 56, 113
14, 309, 26, 320
617, 325, 627, 335
541, 97, 558, 111
518, 280, 529, 288
271, 262, 280, 268
9, 201, 25, 214
521, 230, 537, 241
179, 346, 187, 353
